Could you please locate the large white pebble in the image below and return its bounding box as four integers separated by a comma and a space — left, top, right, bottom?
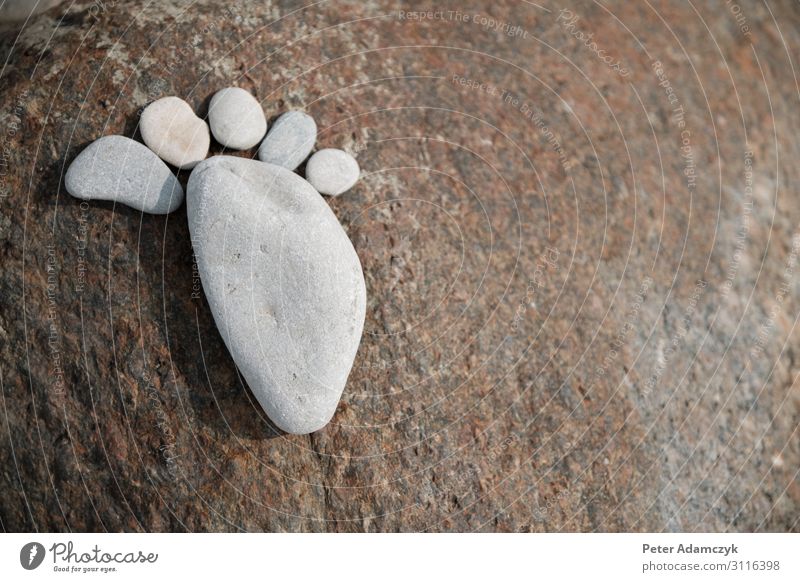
257, 111, 316, 171
65, 136, 183, 214
187, 156, 366, 434
208, 87, 267, 150
140, 96, 209, 169
305, 148, 360, 196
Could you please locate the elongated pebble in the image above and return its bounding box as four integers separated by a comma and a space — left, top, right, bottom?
140, 96, 209, 169
257, 111, 317, 171
305, 148, 360, 196
65, 135, 183, 214
188, 156, 366, 433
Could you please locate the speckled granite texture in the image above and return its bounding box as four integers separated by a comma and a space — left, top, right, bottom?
0, 0, 798, 532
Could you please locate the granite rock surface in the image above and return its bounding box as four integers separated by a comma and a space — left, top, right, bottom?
0, 0, 798, 532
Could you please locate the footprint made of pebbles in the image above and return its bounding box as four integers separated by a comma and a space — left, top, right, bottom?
64, 87, 365, 434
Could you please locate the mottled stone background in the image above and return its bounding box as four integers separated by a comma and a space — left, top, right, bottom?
0, 0, 798, 532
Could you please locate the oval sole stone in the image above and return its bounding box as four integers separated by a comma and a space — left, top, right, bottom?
187, 156, 366, 434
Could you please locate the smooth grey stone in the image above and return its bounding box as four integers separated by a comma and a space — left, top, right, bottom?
257, 111, 316, 171
141, 96, 209, 169
187, 156, 366, 434
0, 0, 63, 23
305, 148, 360, 196
208, 87, 267, 150
65, 135, 184, 214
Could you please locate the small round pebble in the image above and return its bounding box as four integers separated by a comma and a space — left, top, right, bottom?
65, 135, 183, 214
257, 111, 317, 171
305, 149, 360, 196
208, 87, 267, 150
140, 96, 209, 169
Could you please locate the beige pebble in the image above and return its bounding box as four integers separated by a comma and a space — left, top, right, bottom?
140, 96, 209, 169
